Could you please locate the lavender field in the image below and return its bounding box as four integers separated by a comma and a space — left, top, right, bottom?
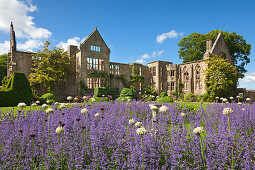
0, 101, 254, 169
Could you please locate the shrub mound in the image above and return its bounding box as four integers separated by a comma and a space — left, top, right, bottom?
0, 72, 33, 107
39, 93, 56, 104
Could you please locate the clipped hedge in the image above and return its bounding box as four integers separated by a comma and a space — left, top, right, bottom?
160, 92, 167, 98
94, 87, 108, 97
156, 96, 173, 103
0, 72, 33, 107
39, 93, 56, 104
120, 88, 136, 98
184, 93, 197, 102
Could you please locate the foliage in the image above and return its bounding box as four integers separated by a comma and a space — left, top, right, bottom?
87, 70, 108, 79
0, 53, 7, 86
130, 75, 144, 83
142, 86, 157, 96
197, 93, 210, 102
0, 72, 33, 107
178, 30, 251, 77
29, 41, 71, 93
105, 87, 118, 99
160, 92, 167, 98
184, 93, 197, 102
156, 96, 173, 103
1, 102, 254, 169
117, 96, 132, 102
120, 88, 136, 98
205, 56, 238, 100
79, 80, 88, 96
39, 93, 56, 104
94, 87, 108, 97
115, 75, 130, 88
171, 82, 184, 99
1, 76, 8, 88
89, 96, 109, 103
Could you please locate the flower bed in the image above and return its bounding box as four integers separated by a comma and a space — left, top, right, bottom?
0, 101, 254, 169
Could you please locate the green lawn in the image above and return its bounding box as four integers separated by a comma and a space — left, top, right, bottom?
0, 106, 42, 116
177, 102, 209, 109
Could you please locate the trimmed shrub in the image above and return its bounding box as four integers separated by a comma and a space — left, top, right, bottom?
156, 96, 173, 103
94, 87, 108, 97
120, 88, 136, 98
184, 93, 197, 102
39, 93, 56, 104
117, 96, 132, 102
0, 72, 33, 107
160, 92, 167, 98
197, 93, 210, 102
105, 87, 118, 99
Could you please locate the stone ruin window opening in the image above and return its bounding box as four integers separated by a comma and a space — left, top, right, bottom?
183, 67, 189, 90
161, 67, 163, 76
90, 45, 100, 52
195, 65, 201, 90
110, 64, 120, 75
87, 78, 104, 89
170, 82, 175, 91
150, 67, 156, 76
87, 58, 104, 70
170, 70, 175, 77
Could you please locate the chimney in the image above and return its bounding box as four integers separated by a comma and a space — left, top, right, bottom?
206, 39, 212, 52
10, 22, 16, 52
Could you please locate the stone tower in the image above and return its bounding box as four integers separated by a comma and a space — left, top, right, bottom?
10, 22, 16, 53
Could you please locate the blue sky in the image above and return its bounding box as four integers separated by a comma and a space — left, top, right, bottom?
0, 0, 255, 89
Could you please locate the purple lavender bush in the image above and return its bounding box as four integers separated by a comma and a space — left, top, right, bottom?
0, 101, 254, 169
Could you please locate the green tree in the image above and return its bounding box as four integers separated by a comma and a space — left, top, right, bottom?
178, 30, 251, 78
0, 53, 7, 85
205, 55, 238, 100
29, 41, 71, 92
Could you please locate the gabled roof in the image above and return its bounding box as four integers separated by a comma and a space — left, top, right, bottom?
80, 27, 109, 50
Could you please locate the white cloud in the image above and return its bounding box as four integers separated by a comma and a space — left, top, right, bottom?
239, 72, 255, 83
0, 0, 51, 53
57, 37, 81, 51
0, 41, 10, 54
135, 50, 164, 64
156, 30, 183, 44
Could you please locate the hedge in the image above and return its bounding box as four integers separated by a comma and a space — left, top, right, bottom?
120, 88, 136, 98
0, 72, 33, 107
94, 87, 108, 97
39, 93, 56, 104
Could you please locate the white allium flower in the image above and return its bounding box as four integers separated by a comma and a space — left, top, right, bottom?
139, 92, 142, 95
127, 99, 131, 103
136, 127, 147, 135
223, 108, 234, 115
17, 102, 26, 108
42, 104, 48, 109
181, 112, 186, 117
237, 102, 242, 105
31, 103, 37, 107
46, 108, 54, 114
156, 96, 160, 99
67, 96, 73, 101
81, 108, 88, 114
56, 126, 63, 134
242, 108, 245, 111
95, 113, 100, 117
229, 97, 234, 100
59, 104, 65, 110
220, 97, 224, 100
35, 101, 40, 104
102, 95, 105, 97
223, 98, 228, 102
46, 100, 51, 104
134, 122, 142, 128
74, 97, 79, 101
55, 102, 59, 105
215, 97, 219, 100
236, 96, 240, 99
83, 96, 87, 100
150, 105, 157, 111
127, 96, 131, 99
159, 106, 168, 113
91, 98, 96, 103
246, 98, 251, 101
193, 127, 205, 134
129, 119, 135, 124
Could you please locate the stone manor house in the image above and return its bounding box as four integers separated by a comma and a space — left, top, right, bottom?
7, 23, 255, 100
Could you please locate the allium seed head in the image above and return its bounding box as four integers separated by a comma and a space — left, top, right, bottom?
134, 122, 142, 128
136, 127, 147, 136
223, 108, 234, 115
95, 113, 100, 117
159, 106, 168, 113
193, 127, 205, 134
46, 108, 54, 114
129, 119, 135, 124
56, 126, 63, 134
81, 108, 88, 114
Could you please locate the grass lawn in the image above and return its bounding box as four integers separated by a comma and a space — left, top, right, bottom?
177, 102, 209, 109
0, 106, 42, 116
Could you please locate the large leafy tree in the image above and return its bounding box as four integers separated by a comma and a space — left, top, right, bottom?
178, 30, 251, 78
0, 53, 7, 85
29, 41, 71, 92
205, 56, 238, 100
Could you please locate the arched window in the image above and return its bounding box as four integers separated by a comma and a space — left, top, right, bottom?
183, 66, 189, 90
195, 65, 201, 90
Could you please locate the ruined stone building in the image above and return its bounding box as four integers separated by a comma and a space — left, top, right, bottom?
8, 22, 254, 100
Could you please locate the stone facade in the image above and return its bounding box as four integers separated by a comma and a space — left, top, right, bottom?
8, 23, 254, 100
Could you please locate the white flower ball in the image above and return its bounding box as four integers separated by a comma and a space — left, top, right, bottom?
159, 106, 168, 113
129, 119, 135, 124
127, 99, 131, 103
193, 127, 205, 134
42, 104, 48, 109
223, 108, 233, 115
181, 112, 186, 117
81, 108, 88, 114
242, 108, 245, 111
236, 96, 240, 99
246, 98, 251, 101
150, 105, 157, 111
138, 92, 142, 95
46, 100, 51, 104
35, 101, 40, 104
223, 98, 228, 102
59, 104, 65, 110
237, 102, 242, 105
67, 96, 73, 101
102, 95, 105, 97
31, 103, 37, 107
55, 102, 59, 105
17, 102, 26, 108
215, 97, 219, 100
136, 127, 147, 135
91, 98, 96, 103
95, 113, 100, 117
134, 122, 142, 128
56, 126, 63, 134
220, 97, 224, 100
46, 108, 54, 114
83, 96, 87, 100
229, 97, 234, 100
